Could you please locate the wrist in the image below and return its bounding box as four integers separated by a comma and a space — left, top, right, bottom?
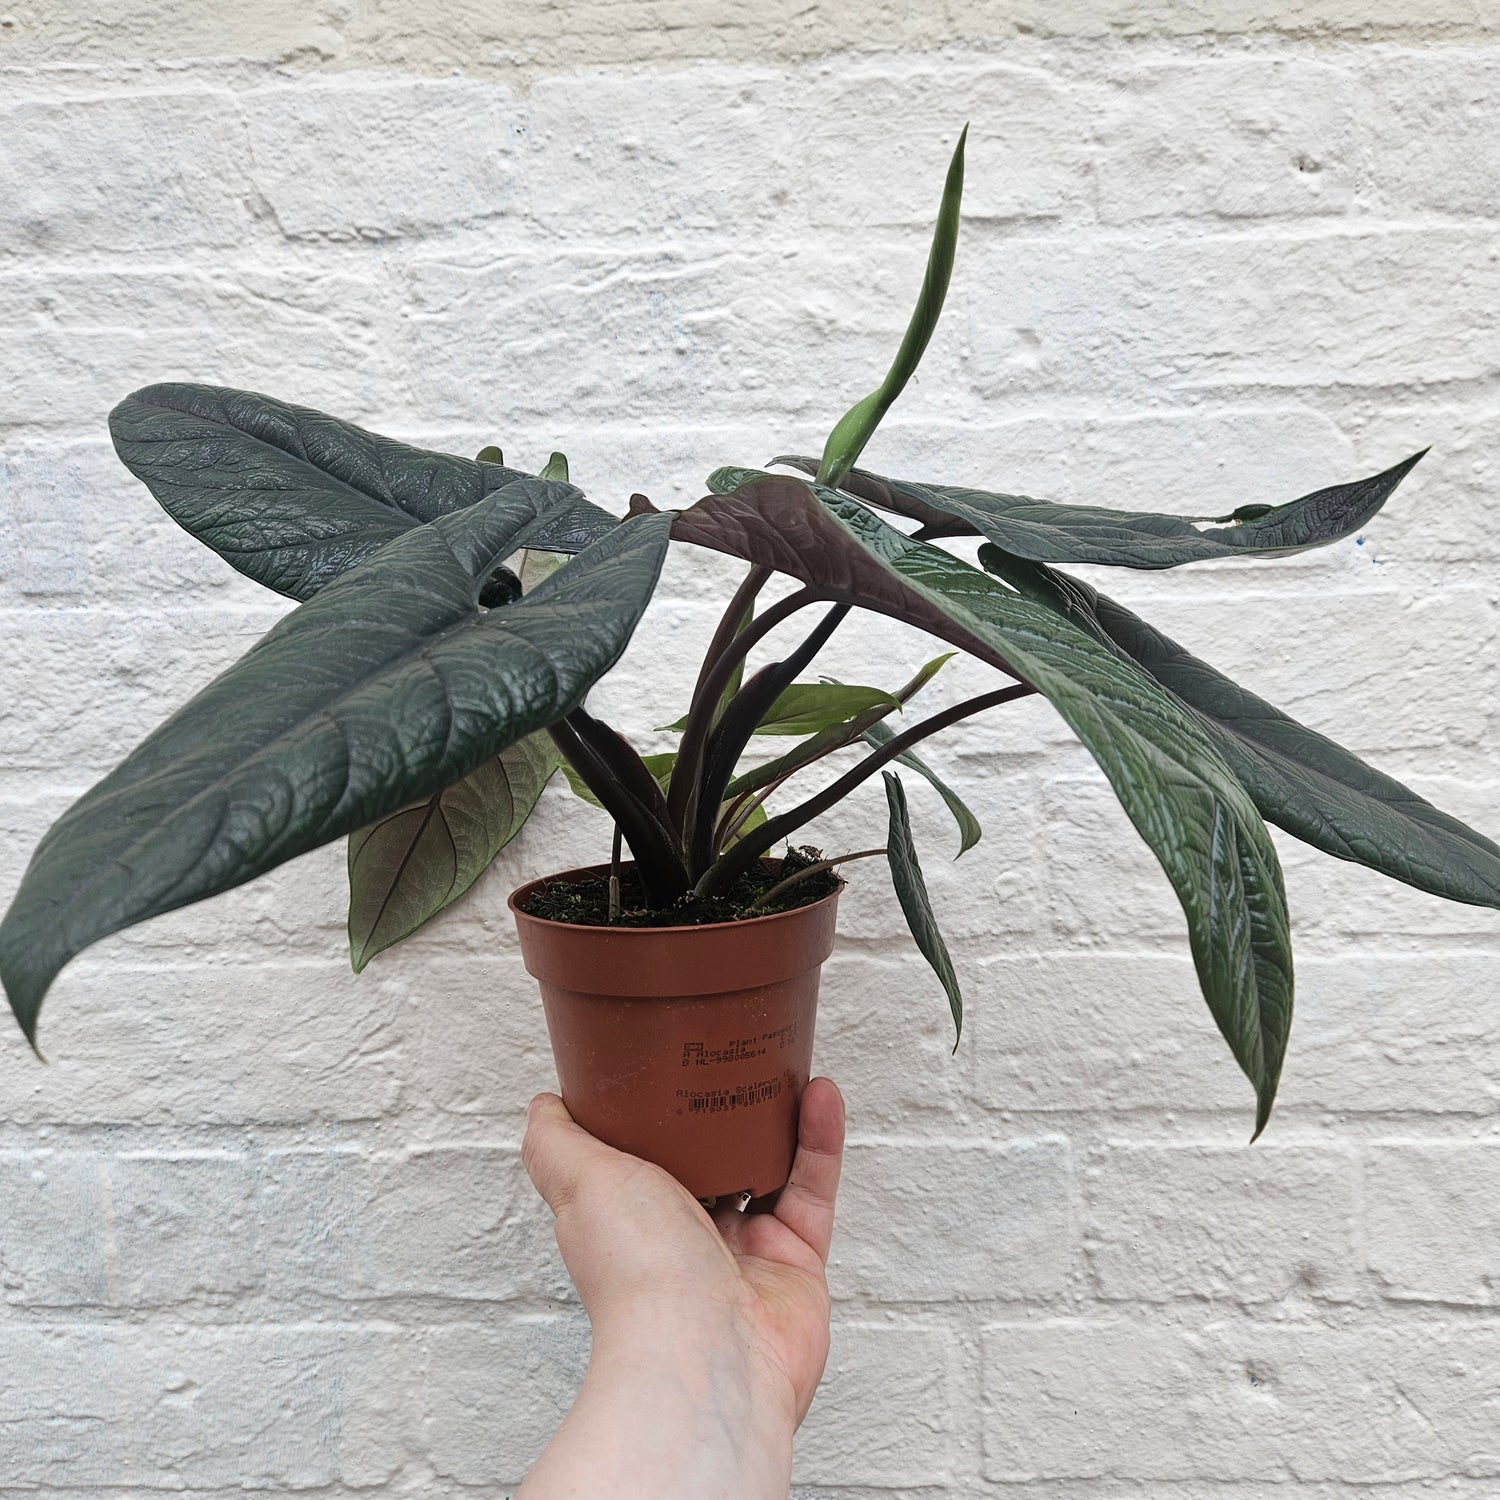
592, 1300, 800, 1441
516, 1306, 796, 1500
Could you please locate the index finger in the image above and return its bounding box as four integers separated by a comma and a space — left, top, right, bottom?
773, 1076, 845, 1263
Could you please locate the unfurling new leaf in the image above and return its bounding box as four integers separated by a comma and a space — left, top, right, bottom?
816, 126, 966, 489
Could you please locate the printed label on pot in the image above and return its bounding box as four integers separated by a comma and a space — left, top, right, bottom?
675, 1075, 784, 1115
680, 1022, 799, 1069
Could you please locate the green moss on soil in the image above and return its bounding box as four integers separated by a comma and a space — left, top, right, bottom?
520, 847, 840, 927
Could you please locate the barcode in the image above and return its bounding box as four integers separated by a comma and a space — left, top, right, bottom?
677, 1077, 783, 1114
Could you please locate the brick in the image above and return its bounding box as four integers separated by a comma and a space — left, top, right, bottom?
0, 268, 404, 435
1097, 60, 1360, 223
0, 1324, 408, 1487
801, 67, 1093, 228
0, 1144, 566, 1309
0, 606, 288, 770
945, 229, 1500, 402
0, 1152, 110, 1305
0, 440, 272, 606
1362, 52, 1500, 217
966, 951, 1252, 1122
1085, 1143, 1358, 1303
265, 1145, 568, 1301
832, 1139, 1076, 1301
983, 1319, 1500, 1482
0, 959, 408, 1125
1041, 777, 1500, 961
0, 92, 255, 255
411, 951, 568, 1118
794, 1324, 957, 1487
1372, 409, 1500, 565
104, 1152, 263, 1304
423, 1316, 591, 1485
5, 1, 1494, 72
811, 953, 977, 1130
245, 80, 524, 240
1366, 1144, 1500, 1305
1286, 954, 1500, 1117
967, 951, 1500, 1123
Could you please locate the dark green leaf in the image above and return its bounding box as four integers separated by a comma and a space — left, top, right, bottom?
110, 383, 619, 601
674, 473, 1294, 1134
884, 771, 964, 1047
774, 450, 1426, 570
982, 546, 1500, 911
863, 720, 981, 856
817, 126, 966, 488
348, 732, 561, 972
1, 495, 672, 1045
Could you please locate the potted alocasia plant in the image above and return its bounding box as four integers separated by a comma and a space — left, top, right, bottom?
4, 130, 1498, 1201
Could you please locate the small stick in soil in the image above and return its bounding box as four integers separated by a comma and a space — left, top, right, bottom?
608, 826, 623, 923
742, 847, 888, 914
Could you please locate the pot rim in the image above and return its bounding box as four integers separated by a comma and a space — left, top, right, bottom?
506, 858, 845, 936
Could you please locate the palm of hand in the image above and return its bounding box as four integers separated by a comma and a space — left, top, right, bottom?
527, 1079, 846, 1430
717, 1207, 835, 1423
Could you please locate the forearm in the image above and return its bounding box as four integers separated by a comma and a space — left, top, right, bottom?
517, 1312, 797, 1500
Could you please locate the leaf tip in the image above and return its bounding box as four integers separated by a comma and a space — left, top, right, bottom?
2, 962, 47, 1061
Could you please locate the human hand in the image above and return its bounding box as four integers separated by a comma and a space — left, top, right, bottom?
517, 1079, 845, 1499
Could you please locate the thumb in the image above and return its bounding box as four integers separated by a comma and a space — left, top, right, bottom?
521, 1092, 617, 1215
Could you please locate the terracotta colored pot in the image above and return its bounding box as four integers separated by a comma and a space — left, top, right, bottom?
508, 863, 841, 1200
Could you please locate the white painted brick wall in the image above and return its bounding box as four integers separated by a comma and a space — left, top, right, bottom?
3, 12, 1500, 1495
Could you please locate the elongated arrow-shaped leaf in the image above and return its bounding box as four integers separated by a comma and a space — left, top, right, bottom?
110, 383, 619, 601
817, 126, 966, 488
1, 493, 672, 1043
982, 546, 1500, 910
347, 732, 561, 973
674, 474, 1294, 1133
774, 451, 1425, 570
884, 771, 964, 1048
